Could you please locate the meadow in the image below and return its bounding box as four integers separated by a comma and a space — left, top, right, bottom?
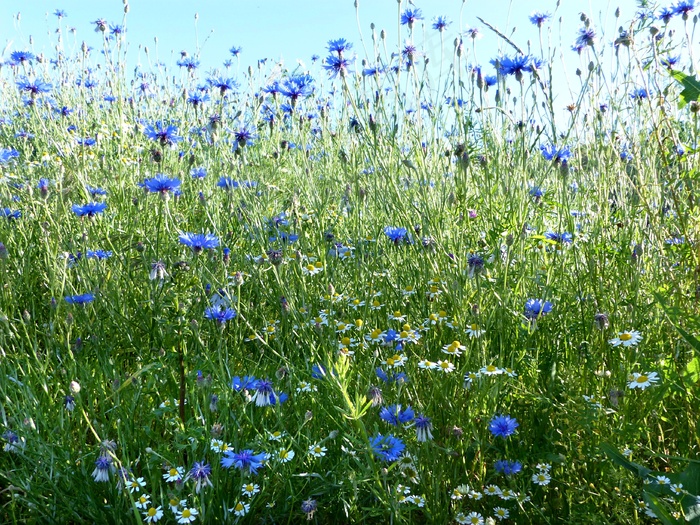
0, 1, 699, 523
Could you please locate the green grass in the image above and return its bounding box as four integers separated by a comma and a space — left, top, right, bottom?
0, 3, 699, 524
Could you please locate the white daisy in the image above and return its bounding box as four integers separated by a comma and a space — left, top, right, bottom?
609, 329, 642, 347
627, 371, 660, 390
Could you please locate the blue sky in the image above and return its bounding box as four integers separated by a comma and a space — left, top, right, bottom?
1, 0, 644, 75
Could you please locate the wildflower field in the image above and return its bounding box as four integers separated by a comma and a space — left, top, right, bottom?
1, 1, 700, 523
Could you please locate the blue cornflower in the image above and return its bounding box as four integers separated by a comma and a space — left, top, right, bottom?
467, 254, 485, 276
177, 57, 200, 71
401, 8, 423, 27
540, 144, 572, 164
204, 306, 237, 324
630, 88, 648, 101
143, 173, 181, 196
279, 74, 315, 102
661, 55, 680, 68
432, 15, 451, 31
221, 449, 267, 474
491, 54, 537, 80
495, 459, 523, 475
64, 395, 76, 411
658, 6, 675, 22
488, 414, 519, 438
414, 414, 433, 442
384, 226, 408, 244
232, 375, 258, 391
65, 293, 95, 305
71, 202, 107, 217
187, 461, 212, 493
544, 231, 573, 244
370, 434, 405, 462
270, 391, 288, 405
86, 250, 112, 260
234, 125, 257, 145
323, 54, 353, 78
529, 186, 545, 198
54, 9, 67, 17
75, 137, 97, 146
252, 379, 274, 406
190, 167, 207, 179
86, 185, 107, 197
328, 38, 353, 55
379, 404, 415, 426
311, 364, 329, 379
673, 0, 695, 17
109, 24, 125, 36
229, 46, 242, 57
0, 148, 19, 164
301, 499, 318, 518
179, 233, 219, 253
16, 77, 53, 95
524, 299, 553, 319
363, 65, 384, 77
10, 51, 36, 64
1, 208, 21, 220
143, 121, 182, 146
207, 76, 239, 95
187, 92, 210, 106
484, 75, 498, 87
529, 11, 551, 26
575, 27, 596, 49
92, 455, 112, 482
217, 177, 241, 190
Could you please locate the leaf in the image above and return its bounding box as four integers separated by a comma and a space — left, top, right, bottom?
685, 357, 700, 386
670, 70, 700, 108
643, 492, 681, 524
601, 443, 652, 479
652, 291, 700, 354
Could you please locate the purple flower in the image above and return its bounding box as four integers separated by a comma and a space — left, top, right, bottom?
187, 461, 212, 493
252, 379, 274, 406
414, 414, 433, 442
488, 415, 519, 438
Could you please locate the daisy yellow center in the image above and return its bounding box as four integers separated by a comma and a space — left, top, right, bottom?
306, 264, 315, 271
393, 311, 402, 317
471, 324, 478, 330
538, 475, 546, 481
182, 509, 191, 518
169, 468, 178, 476
245, 484, 254, 491
221, 443, 230, 451
373, 300, 381, 307
355, 319, 363, 327
338, 324, 346, 330
314, 261, 323, 268
400, 331, 408, 338
314, 317, 323, 323
353, 299, 360, 305
439, 310, 447, 316
441, 362, 450, 369
403, 324, 411, 331
453, 340, 461, 346
486, 365, 497, 372
430, 286, 438, 292
341, 337, 350, 345
314, 447, 322, 453
371, 329, 382, 338
620, 333, 632, 341
280, 450, 288, 458
386, 357, 395, 365
169, 498, 178, 507
148, 508, 157, 517
272, 432, 281, 438
636, 375, 648, 383
139, 496, 147, 504
235, 503, 244, 511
